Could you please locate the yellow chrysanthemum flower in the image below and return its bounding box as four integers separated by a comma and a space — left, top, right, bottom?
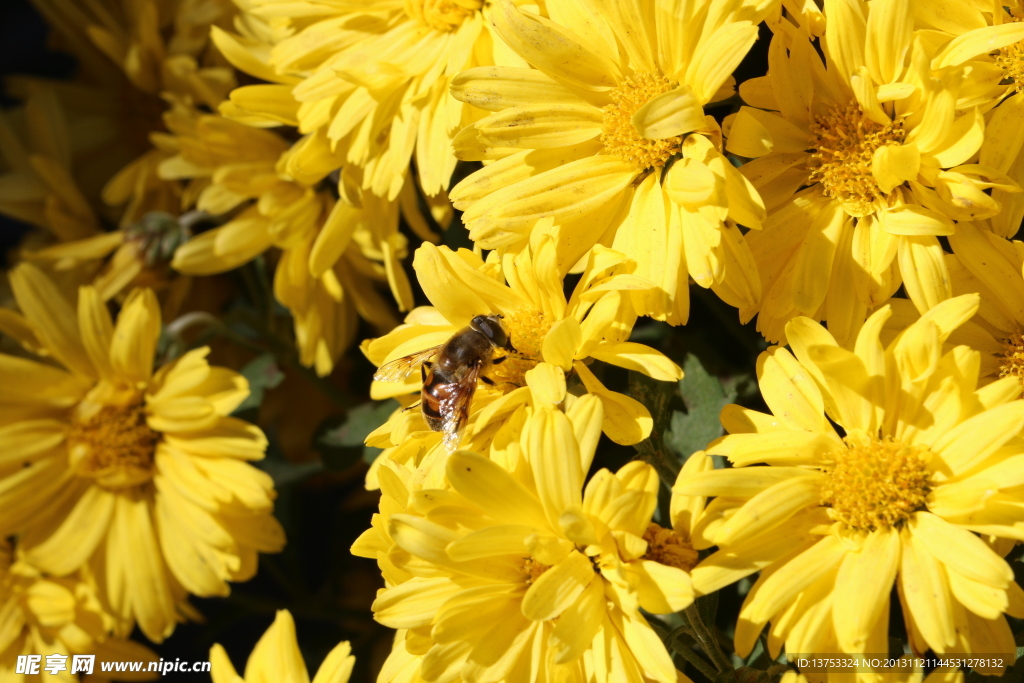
0, 264, 284, 643
448, 0, 772, 324
0, 85, 103, 243
362, 236, 682, 480
210, 0, 508, 201
210, 610, 354, 683
676, 294, 1024, 670
163, 101, 408, 375
727, 0, 1023, 344
364, 399, 696, 683
877, 221, 1024, 396
27, 0, 239, 227
0, 541, 159, 681
908, 2, 1024, 240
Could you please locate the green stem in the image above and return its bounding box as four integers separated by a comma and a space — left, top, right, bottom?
676, 642, 719, 681
685, 603, 733, 674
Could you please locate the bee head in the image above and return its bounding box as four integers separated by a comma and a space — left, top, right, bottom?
470, 314, 514, 351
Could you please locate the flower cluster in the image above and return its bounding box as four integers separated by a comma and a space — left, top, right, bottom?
6, 0, 1024, 679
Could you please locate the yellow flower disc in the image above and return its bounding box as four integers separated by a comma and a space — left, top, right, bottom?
999, 331, 1024, 386
821, 437, 932, 532
642, 523, 698, 572
808, 101, 906, 216
405, 0, 482, 30
68, 395, 159, 489
600, 72, 683, 171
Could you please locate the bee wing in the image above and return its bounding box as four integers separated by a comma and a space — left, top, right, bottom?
373, 345, 443, 382
439, 363, 481, 451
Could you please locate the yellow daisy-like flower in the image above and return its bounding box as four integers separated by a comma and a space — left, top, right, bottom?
366, 399, 695, 683
210, 0, 506, 200
362, 236, 682, 478
0, 264, 284, 643
27, 0, 239, 227
879, 221, 1024, 396
164, 102, 408, 375
728, 0, 1022, 344
676, 294, 1024, 670
0, 85, 103, 243
449, 0, 771, 324
210, 610, 354, 683
0, 541, 159, 681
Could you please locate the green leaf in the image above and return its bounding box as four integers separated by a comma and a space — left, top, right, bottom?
318, 400, 399, 471
664, 354, 737, 462
234, 353, 285, 413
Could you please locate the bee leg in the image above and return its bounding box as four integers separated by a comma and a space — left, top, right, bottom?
491, 356, 508, 365
421, 361, 432, 382
403, 401, 422, 412
480, 376, 496, 386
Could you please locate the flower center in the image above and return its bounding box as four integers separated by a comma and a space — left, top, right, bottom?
821, 436, 931, 532
522, 558, 550, 584
996, 11, 1024, 93
488, 309, 550, 389
600, 72, 683, 171
67, 395, 160, 490
999, 331, 1024, 392
404, 0, 482, 31
641, 523, 697, 572
808, 101, 905, 216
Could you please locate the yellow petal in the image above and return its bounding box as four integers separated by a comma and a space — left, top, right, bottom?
526, 362, 567, 405
880, 205, 954, 236
489, 0, 619, 92
872, 143, 920, 193
525, 408, 583, 527
451, 66, 585, 111
931, 23, 1024, 69
77, 285, 115, 381
865, 0, 912, 84
23, 486, 114, 575
573, 361, 652, 444
822, 0, 867, 85
549, 576, 604, 663
445, 451, 549, 529
110, 494, 177, 642
10, 262, 93, 378
909, 512, 1014, 589
588, 341, 682, 381
932, 401, 1024, 474
521, 550, 594, 621
541, 317, 582, 370
632, 560, 694, 614
631, 85, 706, 139
897, 235, 951, 314
312, 640, 355, 683
832, 527, 900, 652
898, 525, 956, 651
710, 474, 824, 546
110, 289, 161, 385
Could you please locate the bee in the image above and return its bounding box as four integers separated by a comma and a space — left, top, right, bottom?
373, 315, 516, 450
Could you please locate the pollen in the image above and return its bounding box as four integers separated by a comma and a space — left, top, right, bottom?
641, 523, 698, 572
998, 331, 1024, 392
821, 436, 932, 532
67, 395, 161, 490
488, 309, 550, 390
807, 100, 906, 216
600, 72, 683, 171
996, 10, 1024, 93
522, 558, 550, 584
404, 0, 482, 31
